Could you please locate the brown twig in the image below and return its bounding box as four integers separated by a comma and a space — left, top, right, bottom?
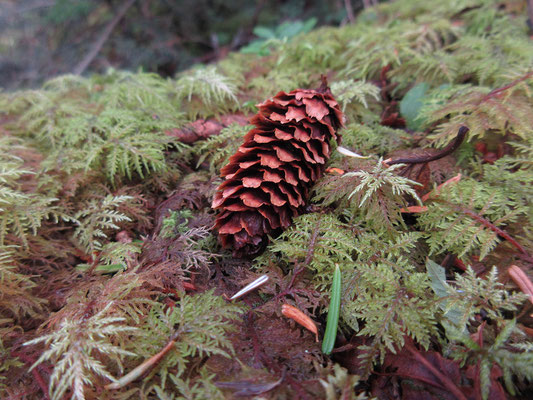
344, 0, 355, 23
528, 1, 533, 33
106, 332, 178, 390
73, 0, 136, 75
387, 126, 469, 165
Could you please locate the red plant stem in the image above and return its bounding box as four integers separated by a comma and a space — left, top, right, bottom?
449, 202, 528, 255
473, 363, 483, 400
31, 368, 50, 399
405, 344, 468, 400
11, 351, 50, 400
478, 70, 533, 104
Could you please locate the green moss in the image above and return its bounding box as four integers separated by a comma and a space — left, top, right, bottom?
1, 0, 532, 398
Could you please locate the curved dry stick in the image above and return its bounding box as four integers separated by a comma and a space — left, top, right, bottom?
388, 126, 469, 166
106, 332, 178, 390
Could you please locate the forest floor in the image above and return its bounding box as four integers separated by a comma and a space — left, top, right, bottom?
1, 0, 533, 399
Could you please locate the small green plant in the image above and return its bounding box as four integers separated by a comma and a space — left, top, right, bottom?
322, 264, 341, 355
315, 159, 422, 234
445, 320, 533, 400
241, 18, 317, 56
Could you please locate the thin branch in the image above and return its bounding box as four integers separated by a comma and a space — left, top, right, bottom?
106, 332, 178, 390
435, 199, 529, 256
387, 126, 469, 165
477, 70, 533, 105
528, 1, 533, 33
73, 0, 136, 75
344, 0, 355, 23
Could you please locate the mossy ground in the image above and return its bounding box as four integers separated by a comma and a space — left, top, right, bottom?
1, 0, 532, 399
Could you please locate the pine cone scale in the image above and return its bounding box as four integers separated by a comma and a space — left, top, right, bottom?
213, 85, 344, 256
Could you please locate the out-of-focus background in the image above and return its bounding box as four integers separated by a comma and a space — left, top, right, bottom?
0, 0, 377, 90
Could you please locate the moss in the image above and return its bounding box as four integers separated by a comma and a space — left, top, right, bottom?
1, 0, 532, 398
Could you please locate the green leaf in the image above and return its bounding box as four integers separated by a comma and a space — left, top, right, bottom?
425, 258, 448, 298
276, 21, 303, 38
253, 26, 276, 39
301, 17, 318, 34
426, 259, 463, 327
240, 40, 271, 56
322, 264, 341, 355
400, 82, 429, 131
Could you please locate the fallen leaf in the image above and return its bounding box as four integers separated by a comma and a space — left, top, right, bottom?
326, 167, 345, 175
508, 265, 533, 305
281, 304, 319, 342
379, 338, 471, 400
215, 372, 284, 396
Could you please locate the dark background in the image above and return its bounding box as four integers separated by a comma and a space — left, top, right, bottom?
0, 0, 374, 90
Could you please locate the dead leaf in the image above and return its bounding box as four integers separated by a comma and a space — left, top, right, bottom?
215, 371, 285, 396
281, 304, 319, 342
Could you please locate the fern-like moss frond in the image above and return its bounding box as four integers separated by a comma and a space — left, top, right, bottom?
72, 195, 134, 255
25, 302, 140, 400
193, 123, 253, 173
330, 80, 380, 123
315, 159, 421, 234
417, 177, 527, 259
137, 290, 242, 396
423, 80, 533, 147
342, 257, 437, 378
175, 66, 239, 118
0, 247, 47, 321
260, 213, 358, 290
0, 146, 67, 246
441, 267, 527, 330
445, 318, 532, 400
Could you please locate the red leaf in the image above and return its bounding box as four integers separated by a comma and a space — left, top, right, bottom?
379, 339, 471, 400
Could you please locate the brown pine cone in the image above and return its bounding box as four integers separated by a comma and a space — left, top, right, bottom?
212, 82, 344, 256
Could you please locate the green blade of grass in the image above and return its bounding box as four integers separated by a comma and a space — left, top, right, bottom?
322, 264, 341, 355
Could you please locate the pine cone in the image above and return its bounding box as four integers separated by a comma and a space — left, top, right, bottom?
212, 83, 344, 256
